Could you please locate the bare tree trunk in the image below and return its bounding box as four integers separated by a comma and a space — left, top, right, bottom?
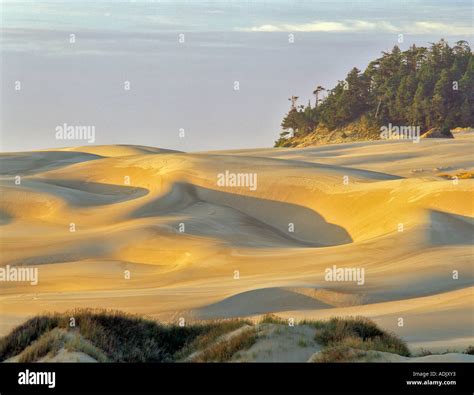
375, 98, 382, 118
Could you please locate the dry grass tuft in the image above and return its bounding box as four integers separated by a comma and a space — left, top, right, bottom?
190, 329, 258, 362
313, 317, 410, 362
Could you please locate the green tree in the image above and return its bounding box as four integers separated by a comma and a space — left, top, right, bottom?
276, 39, 473, 147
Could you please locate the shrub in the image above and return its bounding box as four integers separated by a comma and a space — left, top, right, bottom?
259, 314, 287, 325
0, 309, 253, 362
64, 334, 108, 362
313, 344, 369, 362
0, 314, 60, 361
18, 328, 64, 363
190, 329, 257, 362
63, 309, 205, 362
464, 345, 474, 355
176, 319, 250, 360
298, 319, 326, 329
314, 317, 410, 358
313, 335, 409, 362
315, 316, 384, 344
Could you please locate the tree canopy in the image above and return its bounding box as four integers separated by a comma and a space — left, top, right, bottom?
276, 40, 473, 146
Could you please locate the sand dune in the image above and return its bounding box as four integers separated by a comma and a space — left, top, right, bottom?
0, 151, 103, 176
55, 144, 181, 157
0, 137, 473, 354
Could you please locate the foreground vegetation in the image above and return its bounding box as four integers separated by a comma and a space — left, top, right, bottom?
0, 309, 251, 362
1, 310, 469, 362
312, 316, 410, 362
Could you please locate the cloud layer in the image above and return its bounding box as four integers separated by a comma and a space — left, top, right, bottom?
239, 20, 473, 35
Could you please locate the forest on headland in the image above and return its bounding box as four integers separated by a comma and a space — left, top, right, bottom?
275, 40, 473, 147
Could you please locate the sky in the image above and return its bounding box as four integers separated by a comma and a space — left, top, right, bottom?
1, 0, 472, 152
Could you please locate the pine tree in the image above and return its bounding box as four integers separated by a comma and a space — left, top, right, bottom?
276, 40, 473, 147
